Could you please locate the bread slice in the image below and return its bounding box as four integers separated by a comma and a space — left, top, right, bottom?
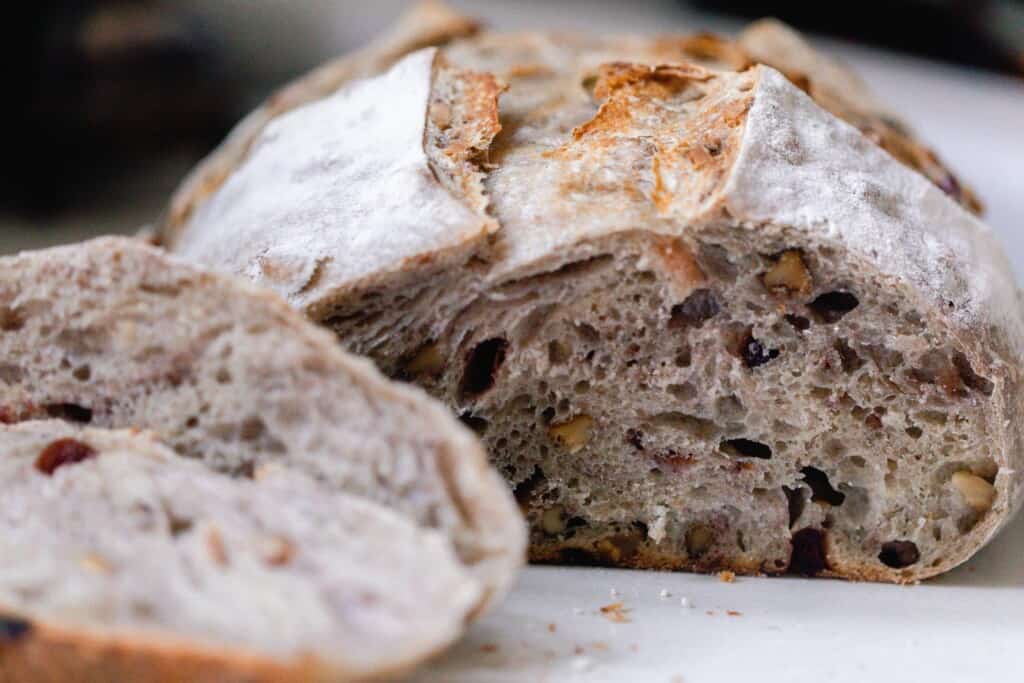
0, 237, 524, 610
157, 18, 1023, 582
0, 421, 482, 682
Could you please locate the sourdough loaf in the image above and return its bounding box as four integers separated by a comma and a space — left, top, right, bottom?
0, 421, 483, 683
0, 237, 524, 611
158, 6, 1023, 582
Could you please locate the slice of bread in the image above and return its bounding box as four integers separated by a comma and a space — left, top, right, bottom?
0, 421, 481, 682
0, 237, 524, 612
157, 13, 1023, 582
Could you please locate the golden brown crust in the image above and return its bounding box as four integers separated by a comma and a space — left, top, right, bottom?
0, 621, 358, 683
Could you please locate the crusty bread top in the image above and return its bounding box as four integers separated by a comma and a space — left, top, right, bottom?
0, 420, 482, 679
0, 237, 525, 610
168, 48, 502, 309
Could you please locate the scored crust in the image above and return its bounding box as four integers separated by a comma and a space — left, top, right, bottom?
159, 6, 1021, 583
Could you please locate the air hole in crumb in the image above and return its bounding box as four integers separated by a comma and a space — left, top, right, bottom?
513, 467, 546, 508
460, 338, 508, 399
45, 403, 92, 424
674, 347, 692, 367
185, 416, 199, 429
720, 438, 772, 459
906, 426, 923, 439
783, 486, 806, 527
625, 428, 644, 450
575, 323, 601, 343
215, 368, 232, 384
667, 382, 697, 401
459, 412, 488, 434
785, 314, 810, 331
848, 455, 866, 468
169, 516, 194, 536
239, 417, 267, 442
878, 541, 919, 568
789, 528, 827, 576
72, 365, 91, 382
540, 406, 556, 424
669, 289, 719, 329
685, 524, 713, 557
808, 291, 859, 322
801, 467, 845, 506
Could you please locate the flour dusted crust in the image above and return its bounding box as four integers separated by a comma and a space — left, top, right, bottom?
161, 5, 1023, 582
0, 422, 480, 682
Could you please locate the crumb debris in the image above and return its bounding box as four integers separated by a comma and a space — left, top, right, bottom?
727, 610, 742, 616
573, 645, 585, 655
718, 570, 736, 583
571, 656, 593, 673
547, 622, 557, 633
599, 601, 631, 623
659, 588, 671, 599
591, 641, 608, 651
480, 643, 499, 654
679, 596, 692, 608
705, 610, 716, 616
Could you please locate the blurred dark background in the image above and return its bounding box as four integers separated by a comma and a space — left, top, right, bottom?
2, 0, 1022, 257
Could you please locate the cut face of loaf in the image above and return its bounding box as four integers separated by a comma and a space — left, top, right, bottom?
0, 237, 524, 610
0, 422, 480, 682
159, 22, 1023, 582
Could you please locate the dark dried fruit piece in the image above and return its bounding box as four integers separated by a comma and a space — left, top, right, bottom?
720, 438, 772, 459
741, 336, 779, 368
669, 289, 719, 329
35, 439, 98, 475
458, 412, 488, 434
801, 467, 846, 506
808, 291, 859, 323
45, 403, 93, 423
952, 352, 994, 396
789, 528, 827, 576
625, 428, 644, 450
460, 338, 509, 399
879, 540, 920, 568
0, 615, 32, 641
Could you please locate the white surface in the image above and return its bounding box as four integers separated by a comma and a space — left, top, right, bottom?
415, 512, 1024, 682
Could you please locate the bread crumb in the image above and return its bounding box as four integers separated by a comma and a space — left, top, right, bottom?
571, 656, 593, 673
659, 588, 671, 599
679, 596, 692, 608
705, 610, 716, 616
599, 602, 631, 623
718, 570, 736, 583
547, 622, 557, 633
727, 610, 742, 616
591, 641, 608, 651
573, 645, 585, 655
480, 643, 499, 653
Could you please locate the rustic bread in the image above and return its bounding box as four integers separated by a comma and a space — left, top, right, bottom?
0, 421, 482, 682
0, 237, 524, 610
158, 11, 1023, 582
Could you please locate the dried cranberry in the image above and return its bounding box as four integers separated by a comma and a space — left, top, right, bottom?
35, 439, 97, 475
742, 337, 779, 368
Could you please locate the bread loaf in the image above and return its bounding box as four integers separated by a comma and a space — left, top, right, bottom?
0, 421, 484, 682
158, 6, 1023, 582
0, 236, 524, 671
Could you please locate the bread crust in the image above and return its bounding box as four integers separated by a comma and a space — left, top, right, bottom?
159, 5, 1022, 583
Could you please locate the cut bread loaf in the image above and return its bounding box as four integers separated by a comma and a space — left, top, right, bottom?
158, 7, 1024, 582
0, 237, 524, 620
0, 421, 481, 682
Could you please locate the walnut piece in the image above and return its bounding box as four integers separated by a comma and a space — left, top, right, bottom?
951, 471, 995, 511
548, 415, 594, 453
762, 250, 812, 295
541, 506, 566, 535
405, 342, 445, 377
